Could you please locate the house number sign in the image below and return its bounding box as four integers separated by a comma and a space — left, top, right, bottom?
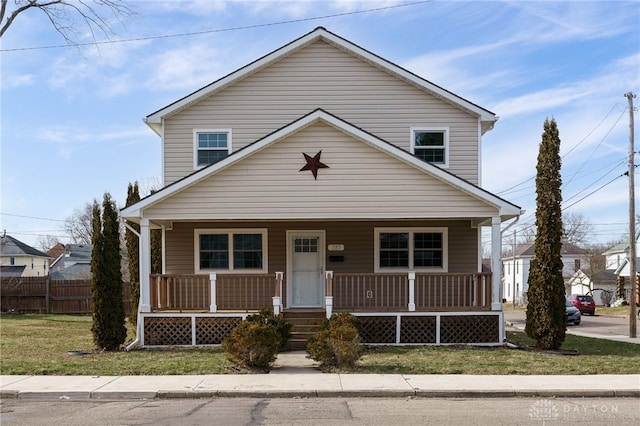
328, 244, 345, 252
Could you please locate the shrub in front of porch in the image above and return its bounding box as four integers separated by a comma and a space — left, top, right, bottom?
221, 309, 292, 371
306, 313, 363, 371
221, 321, 280, 372
245, 307, 292, 351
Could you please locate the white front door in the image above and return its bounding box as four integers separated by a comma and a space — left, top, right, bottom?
288, 231, 325, 308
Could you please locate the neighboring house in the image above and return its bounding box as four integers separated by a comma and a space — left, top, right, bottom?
49, 244, 92, 280
121, 27, 522, 348
601, 232, 639, 302
567, 269, 617, 306
0, 234, 50, 277
502, 242, 587, 304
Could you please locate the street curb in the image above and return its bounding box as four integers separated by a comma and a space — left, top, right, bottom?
3, 389, 639, 400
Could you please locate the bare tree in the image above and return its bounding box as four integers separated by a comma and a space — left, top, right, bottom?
36, 234, 62, 252
0, 0, 133, 45
64, 202, 94, 245
517, 212, 594, 248
562, 212, 593, 246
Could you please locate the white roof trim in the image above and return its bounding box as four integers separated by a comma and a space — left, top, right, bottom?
122, 109, 519, 220
144, 27, 496, 134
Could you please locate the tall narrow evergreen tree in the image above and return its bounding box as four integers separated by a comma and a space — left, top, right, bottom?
125, 182, 140, 326
91, 193, 127, 351
525, 118, 566, 350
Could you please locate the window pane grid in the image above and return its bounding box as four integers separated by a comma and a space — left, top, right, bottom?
379, 231, 443, 269
294, 237, 318, 253
200, 235, 229, 269
233, 234, 263, 269
199, 232, 263, 270
414, 130, 446, 164
197, 132, 229, 166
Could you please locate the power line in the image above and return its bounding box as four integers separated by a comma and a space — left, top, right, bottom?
0, 1, 433, 52
496, 103, 626, 196
1, 212, 66, 223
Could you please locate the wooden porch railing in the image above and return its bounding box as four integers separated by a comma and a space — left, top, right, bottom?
330, 272, 492, 311
413, 272, 492, 310
149, 271, 492, 313
332, 273, 409, 311
149, 273, 277, 312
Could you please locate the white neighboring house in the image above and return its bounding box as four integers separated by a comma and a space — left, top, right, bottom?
601, 232, 640, 302
0, 234, 50, 277
502, 242, 587, 304
567, 269, 617, 306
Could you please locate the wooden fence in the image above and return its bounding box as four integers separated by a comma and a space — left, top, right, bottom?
0, 276, 131, 315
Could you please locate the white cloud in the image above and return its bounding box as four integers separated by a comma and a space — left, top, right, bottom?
37, 125, 152, 160
1, 73, 34, 89
144, 42, 227, 91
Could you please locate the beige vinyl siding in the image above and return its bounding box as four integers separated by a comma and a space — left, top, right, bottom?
163, 40, 480, 185
164, 220, 477, 275
146, 121, 497, 220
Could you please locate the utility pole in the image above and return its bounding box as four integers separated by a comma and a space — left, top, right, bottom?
625, 91, 636, 338
512, 229, 517, 309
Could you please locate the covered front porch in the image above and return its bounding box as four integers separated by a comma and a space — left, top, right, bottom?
147, 271, 493, 313
137, 270, 503, 347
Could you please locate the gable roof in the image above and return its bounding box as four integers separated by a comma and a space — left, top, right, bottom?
144, 27, 497, 136
49, 263, 92, 280
123, 109, 520, 221
514, 241, 586, 258
0, 235, 50, 258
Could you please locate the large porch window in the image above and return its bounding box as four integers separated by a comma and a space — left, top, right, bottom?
195, 229, 267, 273
375, 227, 447, 272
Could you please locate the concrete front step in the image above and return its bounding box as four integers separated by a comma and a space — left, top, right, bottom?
283, 310, 326, 350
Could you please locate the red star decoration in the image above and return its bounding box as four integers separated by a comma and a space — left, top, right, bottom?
299, 150, 329, 180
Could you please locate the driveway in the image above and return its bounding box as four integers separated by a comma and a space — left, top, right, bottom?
503, 309, 640, 344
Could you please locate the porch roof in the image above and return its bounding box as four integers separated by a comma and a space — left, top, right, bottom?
121, 109, 521, 224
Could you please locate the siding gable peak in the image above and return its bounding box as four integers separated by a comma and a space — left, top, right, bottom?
144, 27, 497, 135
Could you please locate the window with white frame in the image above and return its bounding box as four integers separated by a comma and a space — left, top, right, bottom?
411, 127, 449, 167
194, 129, 231, 168
195, 229, 267, 273
374, 228, 447, 272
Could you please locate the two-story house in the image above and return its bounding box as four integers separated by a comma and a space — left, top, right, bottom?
121, 27, 522, 348
49, 244, 92, 280
0, 234, 50, 277
502, 241, 586, 305
604, 233, 640, 303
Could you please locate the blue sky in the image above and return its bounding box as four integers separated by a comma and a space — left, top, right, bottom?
1, 0, 639, 250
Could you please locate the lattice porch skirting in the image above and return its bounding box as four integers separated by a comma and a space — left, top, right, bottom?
355, 312, 503, 345
140, 311, 503, 347
142, 314, 246, 346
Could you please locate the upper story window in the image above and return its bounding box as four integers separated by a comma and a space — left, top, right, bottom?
411, 127, 449, 167
194, 129, 232, 169
374, 227, 448, 272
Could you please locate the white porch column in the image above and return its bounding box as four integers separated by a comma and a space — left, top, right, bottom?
408, 272, 416, 311
272, 272, 283, 315
139, 218, 151, 312
325, 271, 333, 319
491, 216, 502, 310
209, 273, 217, 312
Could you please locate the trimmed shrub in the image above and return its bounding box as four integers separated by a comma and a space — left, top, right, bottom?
245, 307, 292, 351
221, 320, 280, 372
306, 313, 362, 370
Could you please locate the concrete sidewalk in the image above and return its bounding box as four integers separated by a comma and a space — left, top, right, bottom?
2, 351, 639, 400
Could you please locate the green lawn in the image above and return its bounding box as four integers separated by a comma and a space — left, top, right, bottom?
1, 314, 638, 375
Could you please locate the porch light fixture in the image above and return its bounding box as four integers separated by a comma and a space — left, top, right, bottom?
299, 150, 329, 180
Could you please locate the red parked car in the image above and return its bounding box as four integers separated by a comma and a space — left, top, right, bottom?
567, 294, 596, 316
